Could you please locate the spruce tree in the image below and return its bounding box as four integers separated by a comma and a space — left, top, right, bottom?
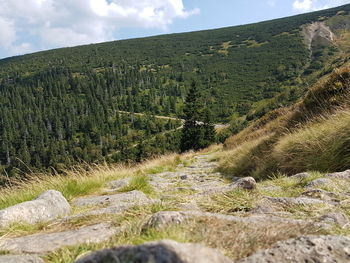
180, 81, 203, 152
200, 108, 216, 148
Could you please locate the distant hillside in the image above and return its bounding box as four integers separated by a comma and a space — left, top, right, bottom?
0, 4, 350, 181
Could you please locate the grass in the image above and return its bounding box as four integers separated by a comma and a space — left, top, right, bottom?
199, 188, 261, 214
118, 174, 154, 196
215, 67, 350, 179
0, 153, 193, 210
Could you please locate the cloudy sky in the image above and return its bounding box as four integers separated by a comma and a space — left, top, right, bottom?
0, 0, 349, 59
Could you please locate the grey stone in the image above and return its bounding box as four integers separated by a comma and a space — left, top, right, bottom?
319, 213, 349, 228
143, 211, 312, 231
325, 169, 350, 180
230, 177, 256, 190
73, 190, 150, 207
290, 172, 310, 180
266, 196, 328, 206
0, 223, 118, 255
301, 189, 339, 202
0, 255, 43, 263
306, 178, 332, 188
0, 190, 70, 227
238, 235, 350, 263
107, 178, 130, 190
74, 239, 233, 263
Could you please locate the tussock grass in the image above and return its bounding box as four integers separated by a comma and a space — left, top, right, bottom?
273, 110, 350, 173
199, 189, 261, 214
217, 67, 350, 179
0, 153, 192, 209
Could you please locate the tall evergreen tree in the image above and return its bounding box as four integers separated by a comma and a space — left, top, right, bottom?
180, 81, 203, 152
200, 108, 216, 148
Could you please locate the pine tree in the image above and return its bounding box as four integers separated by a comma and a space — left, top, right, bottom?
180, 81, 203, 152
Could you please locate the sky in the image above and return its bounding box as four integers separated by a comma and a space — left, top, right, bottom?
0, 0, 349, 59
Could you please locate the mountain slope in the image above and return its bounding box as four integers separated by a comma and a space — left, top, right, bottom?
0, 4, 350, 180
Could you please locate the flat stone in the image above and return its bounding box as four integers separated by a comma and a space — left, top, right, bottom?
237, 235, 350, 263
319, 213, 349, 228
266, 196, 328, 206
143, 211, 313, 230
325, 169, 350, 180
0, 255, 43, 263
230, 177, 256, 190
73, 190, 150, 207
301, 189, 339, 202
290, 172, 311, 180
0, 223, 118, 255
306, 178, 332, 188
107, 178, 130, 190
0, 190, 70, 227
74, 239, 233, 263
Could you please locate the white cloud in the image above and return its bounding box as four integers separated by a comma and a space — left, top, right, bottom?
0, 0, 199, 58
292, 0, 350, 12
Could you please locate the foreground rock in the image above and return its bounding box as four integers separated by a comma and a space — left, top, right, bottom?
0, 190, 70, 227
0, 255, 43, 263
74, 239, 232, 263
0, 223, 118, 254
238, 235, 350, 263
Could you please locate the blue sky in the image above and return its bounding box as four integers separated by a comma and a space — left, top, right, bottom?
0, 0, 349, 59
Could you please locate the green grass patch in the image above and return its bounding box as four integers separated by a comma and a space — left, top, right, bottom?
119, 174, 154, 196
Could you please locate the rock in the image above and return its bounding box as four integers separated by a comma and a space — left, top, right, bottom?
74, 239, 233, 263
306, 178, 332, 188
237, 235, 350, 263
290, 172, 310, 180
107, 178, 130, 190
230, 177, 256, 190
0, 223, 118, 255
325, 170, 350, 180
0, 255, 43, 263
144, 211, 186, 230
266, 196, 328, 206
73, 190, 150, 207
0, 190, 70, 227
180, 175, 188, 180
301, 189, 339, 202
319, 213, 349, 228
143, 211, 312, 231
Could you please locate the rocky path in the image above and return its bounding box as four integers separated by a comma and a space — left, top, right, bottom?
0, 153, 350, 263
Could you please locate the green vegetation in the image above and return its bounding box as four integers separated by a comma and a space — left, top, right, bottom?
0, 4, 350, 182
180, 81, 216, 152
217, 66, 350, 179
119, 174, 154, 196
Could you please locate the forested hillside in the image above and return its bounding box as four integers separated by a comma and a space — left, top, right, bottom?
0, 4, 350, 181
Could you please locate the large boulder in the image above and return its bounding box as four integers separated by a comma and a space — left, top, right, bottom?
74, 239, 233, 263
238, 235, 350, 263
0, 190, 70, 227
